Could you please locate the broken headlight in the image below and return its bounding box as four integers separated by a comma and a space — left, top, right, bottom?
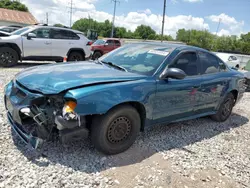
62, 101, 78, 120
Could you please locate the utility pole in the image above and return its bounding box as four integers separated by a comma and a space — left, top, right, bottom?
161, 0, 167, 42
46, 12, 49, 25
111, 0, 119, 38
69, 0, 73, 28
215, 18, 222, 36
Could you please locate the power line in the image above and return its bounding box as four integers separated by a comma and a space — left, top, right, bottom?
161, 0, 167, 42
111, 0, 120, 38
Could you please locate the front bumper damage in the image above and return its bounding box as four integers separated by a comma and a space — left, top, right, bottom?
4, 80, 89, 149
7, 112, 43, 149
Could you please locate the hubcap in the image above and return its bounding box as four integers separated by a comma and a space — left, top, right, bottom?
107, 117, 132, 144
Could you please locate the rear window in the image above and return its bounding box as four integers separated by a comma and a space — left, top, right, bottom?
94, 39, 106, 45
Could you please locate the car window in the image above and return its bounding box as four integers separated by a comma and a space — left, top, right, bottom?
30, 28, 50, 39
50, 29, 80, 40
12, 27, 30, 35
0, 27, 17, 33
229, 56, 237, 61
169, 52, 199, 76
106, 40, 114, 46
114, 40, 121, 46
199, 52, 220, 74
94, 39, 106, 45
218, 59, 228, 72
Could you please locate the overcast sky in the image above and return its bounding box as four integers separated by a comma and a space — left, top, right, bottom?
21, 0, 250, 38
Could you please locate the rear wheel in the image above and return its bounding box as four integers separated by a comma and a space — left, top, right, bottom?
91, 105, 141, 155
92, 51, 102, 60
0, 47, 18, 67
211, 93, 235, 122
68, 51, 85, 62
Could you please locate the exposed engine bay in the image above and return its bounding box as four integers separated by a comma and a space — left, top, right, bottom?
5, 81, 89, 149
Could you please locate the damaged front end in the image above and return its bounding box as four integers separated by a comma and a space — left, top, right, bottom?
4, 80, 89, 149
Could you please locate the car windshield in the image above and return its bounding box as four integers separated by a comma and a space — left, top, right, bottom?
94, 39, 106, 45
12, 27, 31, 35
99, 43, 173, 76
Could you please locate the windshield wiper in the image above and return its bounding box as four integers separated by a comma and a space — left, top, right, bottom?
101, 61, 127, 72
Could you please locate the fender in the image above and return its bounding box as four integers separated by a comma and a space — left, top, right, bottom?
67, 48, 85, 57
0, 42, 22, 59
64, 78, 156, 120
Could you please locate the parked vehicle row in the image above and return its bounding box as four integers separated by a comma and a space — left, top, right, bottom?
0, 25, 92, 67
4, 42, 245, 154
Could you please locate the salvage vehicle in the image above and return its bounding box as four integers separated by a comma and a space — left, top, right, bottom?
91, 38, 121, 60
4, 43, 245, 154
0, 25, 92, 67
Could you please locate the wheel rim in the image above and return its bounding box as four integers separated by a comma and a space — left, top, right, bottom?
221, 98, 232, 118
71, 54, 81, 61
107, 116, 132, 144
0, 51, 15, 65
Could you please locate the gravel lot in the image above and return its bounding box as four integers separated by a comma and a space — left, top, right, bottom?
0, 62, 250, 188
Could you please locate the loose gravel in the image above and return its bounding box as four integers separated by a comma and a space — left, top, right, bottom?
0, 62, 250, 188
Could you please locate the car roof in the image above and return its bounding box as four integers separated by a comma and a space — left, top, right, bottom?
104, 38, 120, 41
127, 42, 210, 52
28, 25, 85, 35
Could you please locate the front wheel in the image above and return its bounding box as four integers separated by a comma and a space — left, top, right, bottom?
91, 105, 141, 155
68, 51, 85, 62
92, 51, 102, 60
211, 93, 235, 122
0, 47, 18, 67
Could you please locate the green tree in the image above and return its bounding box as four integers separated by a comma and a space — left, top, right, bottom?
53, 23, 65, 27
0, 0, 28, 12
134, 25, 156, 39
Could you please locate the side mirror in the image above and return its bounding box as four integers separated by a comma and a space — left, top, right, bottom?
27, 33, 36, 40
104, 43, 108, 46
160, 68, 186, 80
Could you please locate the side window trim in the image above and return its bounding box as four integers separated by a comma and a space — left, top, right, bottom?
167, 50, 201, 78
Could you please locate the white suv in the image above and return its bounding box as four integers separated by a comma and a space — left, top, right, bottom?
0, 25, 91, 67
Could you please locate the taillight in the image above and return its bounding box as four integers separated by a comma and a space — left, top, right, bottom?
87, 41, 93, 46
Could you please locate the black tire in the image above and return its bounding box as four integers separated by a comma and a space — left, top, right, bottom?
68, 51, 85, 62
0, 47, 18, 67
92, 51, 102, 60
91, 105, 141, 155
211, 93, 235, 122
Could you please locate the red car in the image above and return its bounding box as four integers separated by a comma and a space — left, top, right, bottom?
91, 38, 121, 59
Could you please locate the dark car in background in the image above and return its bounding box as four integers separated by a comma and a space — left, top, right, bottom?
0, 25, 22, 33
91, 38, 121, 59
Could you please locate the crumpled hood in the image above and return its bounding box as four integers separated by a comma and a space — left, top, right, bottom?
16, 62, 146, 94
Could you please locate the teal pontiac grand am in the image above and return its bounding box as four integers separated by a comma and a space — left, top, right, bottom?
4, 42, 246, 154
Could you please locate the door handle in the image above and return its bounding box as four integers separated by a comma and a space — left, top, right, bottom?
69, 42, 74, 45
44, 41, 51, 45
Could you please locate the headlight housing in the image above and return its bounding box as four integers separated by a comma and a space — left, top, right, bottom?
62, 101, 77, 120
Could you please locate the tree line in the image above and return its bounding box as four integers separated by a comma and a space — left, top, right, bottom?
0, 0, 28, 12
70, 18, 250, 54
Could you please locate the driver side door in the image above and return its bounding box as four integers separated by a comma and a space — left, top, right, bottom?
22, 28, 51, 57
153, 51, 203, 123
